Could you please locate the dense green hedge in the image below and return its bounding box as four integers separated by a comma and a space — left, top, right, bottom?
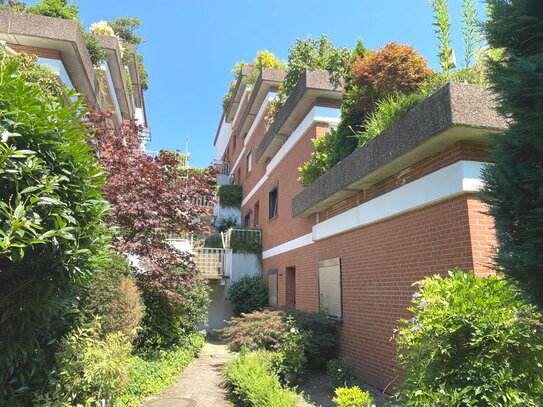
0, 51, 108, 405
217, 184, 242, 208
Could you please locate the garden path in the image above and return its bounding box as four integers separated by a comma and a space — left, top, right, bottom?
143, 341, 234, 407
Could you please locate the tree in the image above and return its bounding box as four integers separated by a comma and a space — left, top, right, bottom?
482, 0, 543, 308
88, 109, 215, 345
108, 17, 145, 45
0, 52, 108, 405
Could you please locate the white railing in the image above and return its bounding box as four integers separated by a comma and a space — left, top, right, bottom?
221, 228, 261, 250
194, 247, 227, 278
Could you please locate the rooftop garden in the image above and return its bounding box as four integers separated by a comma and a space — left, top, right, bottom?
298, 0, 493, 186
0, 0, 149, 90
222, 50, 285, 112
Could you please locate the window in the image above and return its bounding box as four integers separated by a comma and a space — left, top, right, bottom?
269, 185, 278, 219
233, 134, 237, 150
246, 149, 252, 174
243, 211, 251, 228
285, 266, 296, 308
237, 168, 241, 185
254, 202, 260, 227
268, 270, 278, 306
318, 257, 342, 318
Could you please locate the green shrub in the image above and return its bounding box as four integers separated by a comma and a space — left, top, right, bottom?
0, 52, 108, 404
359, 68, 487, 143
396, 269, 543, 406
113, 333, 203, 407
332, 386, 373, 407
284, 308, 339, 368
272, 316, 308, 386
82, 33, 107, 66
224, 350, 299, 407
81, 252, 143, 342
35, 321, 132, 406
26, 0, 79, 21
270, 35, 352, 117
136, 280, 209, 349
223, 309, 288, 352
327, 357, 357, 389
228, 275, 269, 315
217, 184, 242, 208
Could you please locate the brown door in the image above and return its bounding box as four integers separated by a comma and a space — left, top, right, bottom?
285, 266, 296, 308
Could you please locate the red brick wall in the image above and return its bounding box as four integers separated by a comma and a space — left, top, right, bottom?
263, 193, 497, 392
321, 141, 490, 221
8, 44, 61, 59
242, 122, 330, 249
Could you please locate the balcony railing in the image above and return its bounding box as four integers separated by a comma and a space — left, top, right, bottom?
194, 247, 227, 278
221, 228, 261, 250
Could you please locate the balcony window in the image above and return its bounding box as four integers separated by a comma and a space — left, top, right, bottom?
269, 185, 278, 219
246, 149, 252, 174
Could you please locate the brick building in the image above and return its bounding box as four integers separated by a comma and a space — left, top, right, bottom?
214, 67, 506, 390
0, 10, 148, 136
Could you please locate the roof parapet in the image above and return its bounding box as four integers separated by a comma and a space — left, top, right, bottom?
291, 82, 508, 218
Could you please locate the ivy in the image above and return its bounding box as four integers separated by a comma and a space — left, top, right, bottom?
217, 184, 242, 208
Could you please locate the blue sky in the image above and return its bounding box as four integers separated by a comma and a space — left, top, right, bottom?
31, 0, 485, 167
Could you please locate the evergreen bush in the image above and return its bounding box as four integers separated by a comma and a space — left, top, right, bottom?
332, 386, 373, 407
396, 270, 543, 406
482, 0, 543, 308
327, 357, 358, 389
81, 252, 143, 342
227, 275, 269, 315
0, 51, 108, 405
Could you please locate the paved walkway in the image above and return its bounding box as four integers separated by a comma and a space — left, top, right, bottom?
144, 341, 234, 407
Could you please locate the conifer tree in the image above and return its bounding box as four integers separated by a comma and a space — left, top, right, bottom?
482, 0, 543, 306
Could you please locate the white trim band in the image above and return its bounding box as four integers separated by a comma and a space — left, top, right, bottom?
312, 160, 485, 241
262, 233, 313, 259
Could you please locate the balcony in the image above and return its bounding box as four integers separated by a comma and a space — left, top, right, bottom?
194, 247, 228, 279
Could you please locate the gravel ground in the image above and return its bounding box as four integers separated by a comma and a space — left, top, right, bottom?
297, 369, 391, 407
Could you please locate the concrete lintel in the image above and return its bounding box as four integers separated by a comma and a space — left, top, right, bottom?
236, 67, 286, 139
255, 69, 343, 163
225, 65, 253, 123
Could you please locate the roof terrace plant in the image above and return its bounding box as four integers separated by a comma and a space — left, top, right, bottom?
222, 50, 284, 112
268, 35, 352, 118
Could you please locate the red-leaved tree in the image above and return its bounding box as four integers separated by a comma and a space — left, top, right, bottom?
348, 42, 434, 111
87, 108, 215, 305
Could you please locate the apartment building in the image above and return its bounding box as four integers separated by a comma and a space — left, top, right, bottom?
0, 10, 148, 136
214, 66, 507, 391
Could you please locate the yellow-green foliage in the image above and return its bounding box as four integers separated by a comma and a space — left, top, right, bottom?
113, 333, 204, 407
224, 350, 299, 407
35, 322, 132, 407
254, 50, 282, 69
332, 386, 374, 407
